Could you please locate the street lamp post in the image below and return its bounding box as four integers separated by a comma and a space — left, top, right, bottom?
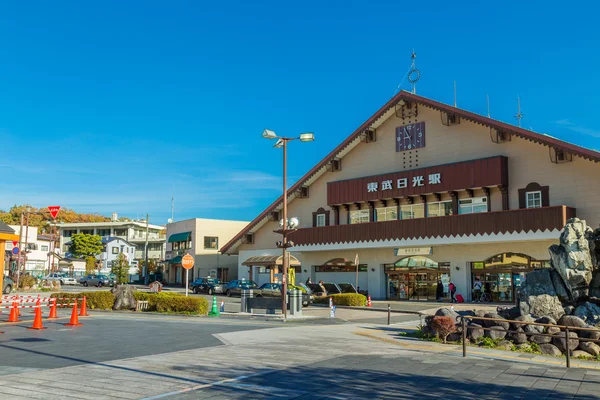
263, 129, 314, 318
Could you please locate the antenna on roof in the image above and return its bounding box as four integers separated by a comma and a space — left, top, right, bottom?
486, 94, 490, 118
514, 95, 525, 128
407, 50, 420, 94
453, 81, 457, 107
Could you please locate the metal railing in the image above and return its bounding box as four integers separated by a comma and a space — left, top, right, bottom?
460, 316, 600, 368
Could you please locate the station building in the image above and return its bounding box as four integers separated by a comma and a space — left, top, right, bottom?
221, 91, 600, 302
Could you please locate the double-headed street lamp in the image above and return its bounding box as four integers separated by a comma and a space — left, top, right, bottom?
262, 129, 314, 318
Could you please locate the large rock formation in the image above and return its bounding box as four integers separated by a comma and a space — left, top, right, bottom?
113, 285, 137, 310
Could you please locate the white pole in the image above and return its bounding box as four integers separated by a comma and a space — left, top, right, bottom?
185, 269, 189, 297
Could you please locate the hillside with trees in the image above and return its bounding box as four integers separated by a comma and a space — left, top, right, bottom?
0, 205, 111, 233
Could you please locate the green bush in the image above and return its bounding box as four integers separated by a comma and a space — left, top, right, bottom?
313, 293, 367, 306
19, 275, 36, 289
134, 292, 208, 315
50, 291, 115, 310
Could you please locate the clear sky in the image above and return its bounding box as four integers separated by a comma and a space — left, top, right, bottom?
1, 1, 599, 225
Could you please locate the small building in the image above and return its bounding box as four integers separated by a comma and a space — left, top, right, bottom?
165, 218, 249, 285
98, 237, 137, 276
6, 225, 55, 278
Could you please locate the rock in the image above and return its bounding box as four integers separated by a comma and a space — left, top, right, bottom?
579, 341, 600, 356
468, 323, 484, 341
564, 305, 575, 315
497, 340, 513, 350
590, 271, 600, 298
547, 326, 561, 335
507, 327, 528, 344
550, 218, 595, 303
552, 331, 579, 354
485, 326, 507, 340
539, 343, 563, 356
520, 292, 564, 321
574, 302, 600, 325
530, 334, 552, 344
511, 314, 534, 330
447, 332, 462, 342
550, 269, 571, 303
497, 306, 521, 320
112, 285, 136, 310
516, 343, 534, 352
573, 350, 592, 359
579, 325, 600, 340
536, 316, 557, 325
557, 315, 587, 328
483, 313, 510, 330
435, 308, 460, 323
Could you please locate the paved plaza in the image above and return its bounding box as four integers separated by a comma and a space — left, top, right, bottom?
0, 310, 599, 399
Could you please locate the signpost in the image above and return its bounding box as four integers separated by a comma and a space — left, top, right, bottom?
12, 247, 19, 255
48, 206, 61, 219
181, 254, 195, 297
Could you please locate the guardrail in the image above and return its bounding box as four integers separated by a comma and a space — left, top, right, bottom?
460, 316, 600, 368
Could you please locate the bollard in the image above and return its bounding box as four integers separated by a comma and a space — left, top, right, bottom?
565, 327, 571, 368
462, 317, 467, 358
387, 304, 391, 325
220, 301, 225, 313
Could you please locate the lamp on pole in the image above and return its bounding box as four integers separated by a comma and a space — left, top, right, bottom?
262, 129, 314, 318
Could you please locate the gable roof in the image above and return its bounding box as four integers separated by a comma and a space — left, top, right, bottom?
0, 221, 16, 234
220, 90, 600, 254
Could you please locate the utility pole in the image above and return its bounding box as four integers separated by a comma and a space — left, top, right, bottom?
144, 214, 149, 285
16, 212, 24, 289
24, 212, 30, 280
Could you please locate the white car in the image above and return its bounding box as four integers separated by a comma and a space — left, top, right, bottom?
44, 273, 78, 285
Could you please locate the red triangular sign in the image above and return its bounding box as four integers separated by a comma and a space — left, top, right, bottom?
12, 241, 18, 247
48, 205, 61, 219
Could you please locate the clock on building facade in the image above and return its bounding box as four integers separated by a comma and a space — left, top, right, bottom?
396, 121, 425, 152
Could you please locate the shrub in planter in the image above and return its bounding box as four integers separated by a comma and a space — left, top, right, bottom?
431, 316, 456, 343
19, 275, 36, 289
135, 292, 208, 315
50, 291, 115, 310
329, 293, 367, 306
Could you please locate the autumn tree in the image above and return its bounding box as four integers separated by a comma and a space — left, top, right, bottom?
111, 253, 129, 285
85, 256, 97, 275
69, 234, 103, 259
431, 316, 457, 343
0, 204, 111, 232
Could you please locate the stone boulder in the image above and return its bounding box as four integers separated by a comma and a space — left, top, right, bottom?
539, 343, 562, 356
579, 326, 600, 340
590, 270, 600, 299
547, 326, 561, 335
549, 218, 594, 303
112, 285, 137, 310
496, 340, 513, 350
579, 341, 600, 356
435, 308, 460, 323
530, 334, 552, 344
564, 305, 575, 316
497, 306, 521, 320
552, 331, 579, 354
574, 302, 600, 325
519, 269, 565, 321
573, 350, 592, 359
510, 314, 534, 331
557, 315, 587, 329
468, 323, 484, 341
483, 313, 510, 330
536, 316, 557, 325
507, 327, 528, 344
485, 326, 507, 340
447, 332, 462, 342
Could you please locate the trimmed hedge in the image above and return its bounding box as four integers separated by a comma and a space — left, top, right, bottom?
50, 291, 115, 310
134, 292, 209, 315
314, 293, 367, 306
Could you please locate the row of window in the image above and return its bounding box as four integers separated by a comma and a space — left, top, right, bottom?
314, 192, 543, 226
171, 236, 219, 250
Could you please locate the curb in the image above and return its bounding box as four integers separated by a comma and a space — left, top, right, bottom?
311, 303, 424, 316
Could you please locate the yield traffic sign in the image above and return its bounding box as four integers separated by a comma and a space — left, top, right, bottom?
181, 254, 194, 270
48, 205, 61, 219
12, 241, 18, 247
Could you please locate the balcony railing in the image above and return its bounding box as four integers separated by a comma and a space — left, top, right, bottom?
288, 206, 576, 246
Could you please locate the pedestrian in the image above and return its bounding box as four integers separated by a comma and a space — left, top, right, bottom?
449, 281, 457, 303
306, 277, 312, 285
473, 277, 483, 302
436, 280, 444, 301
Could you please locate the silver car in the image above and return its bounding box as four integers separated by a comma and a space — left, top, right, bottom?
44, 273, 78, 285
79, 274, 114, 287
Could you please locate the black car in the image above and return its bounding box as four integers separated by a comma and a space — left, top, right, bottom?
322, 282, 343, 295
338, 283, 358, 294
224, 280, 258, 297
255, 283, 312, 306
191, 278, 224, 295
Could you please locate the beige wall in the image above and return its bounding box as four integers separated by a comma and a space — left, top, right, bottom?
240, 105, 600, 250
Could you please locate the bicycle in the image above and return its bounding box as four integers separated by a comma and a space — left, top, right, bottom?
479, 291, 491, 302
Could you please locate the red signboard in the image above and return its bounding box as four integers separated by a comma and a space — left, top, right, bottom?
326, 156, 508, 205
12, 241, 18, 247
48, 205, 61, 219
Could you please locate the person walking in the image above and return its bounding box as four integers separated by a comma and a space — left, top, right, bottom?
473, 278, 483, 302
449, 281, 457, 303
436, 280, 444, 302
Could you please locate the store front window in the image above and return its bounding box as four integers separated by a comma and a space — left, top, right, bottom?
384, 256, 450, 301
459, 197, 487, 214
350, 209, 370, 224
471, 253, 550, 303
399, 204, 425, 220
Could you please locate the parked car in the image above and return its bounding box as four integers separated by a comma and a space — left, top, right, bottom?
192, 278, 224, 295
79, 274, 114, 287
224, 280, 258, 297
255, 283, 312, 306
322, 282, 343, 295
306, 283, 327, 297
3, 275, 13, 294
44, 273, 78, 285
338, 283, 358, 294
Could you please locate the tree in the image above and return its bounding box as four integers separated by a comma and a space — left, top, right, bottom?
85, 256, 97, 275
69, 234, 103, 258
138, 259, 158, 275
0, 204, 112, 231
111, 253, 129, 285
432, 316, 457, 343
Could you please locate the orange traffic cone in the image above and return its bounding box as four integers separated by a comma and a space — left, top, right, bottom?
8, 301, 20, 322
48, 299, 58, 319
64, 300, 83, 327
28, 306, 47, 330
367, 295, 372, 307
79, 296, 89, 317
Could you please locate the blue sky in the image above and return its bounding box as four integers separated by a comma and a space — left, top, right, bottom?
1, 1, 599, 225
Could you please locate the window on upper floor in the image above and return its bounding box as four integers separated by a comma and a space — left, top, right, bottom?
526, 191, 542, 209
375, 207, 397, 222
459, 197, 488, 214
41, 245, 49, 252
97, 229, 111, 236
63, 230, 77, 238
204, 236, 218, 250
350, 209, 370, 224
112, 247, 119, 254
399, 204, 425, 220
316, 214, 326, 227
428, 201, 453, 217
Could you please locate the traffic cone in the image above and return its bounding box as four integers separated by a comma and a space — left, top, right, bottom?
8, 302, 20, 322
208, 295, 220, 317
28, 306, 47, 330
79, 296, 89, 317
367, 295, 372, 307
48, 299, 58, 319
64, 300, 83, 327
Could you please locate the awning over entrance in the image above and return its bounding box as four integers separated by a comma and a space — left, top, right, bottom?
169, 255, 182, 264
321, 258, 355, 267
168, 232, 191, 243
242, 255, 301, 267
